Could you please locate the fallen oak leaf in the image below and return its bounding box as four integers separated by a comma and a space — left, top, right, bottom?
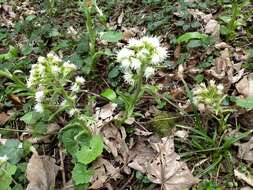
147, 137, 199, 190
90, 158, 122, 189
128, 137, 198, 190
26, 152, 59, 190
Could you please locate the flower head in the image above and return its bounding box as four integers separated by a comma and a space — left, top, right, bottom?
63, 61, 77, 71
123, 71, 134, 85
71, 83, 80, 92
68, 108, 79, 117
35, 90, 44, 103
130, 58, 141, 71
38, 56, 46, 63
141, 36, 160, 48
192, 80, 226, 115
136, 48, 149, 59
117, 36, 167, 84
52, 65, 60, 73
144, 67, 155, 79
75, 76, 85, 85
117, 48, 134, 62
121, 59, 131, 69
35, 103, 44, 113
128, 38, 143, 48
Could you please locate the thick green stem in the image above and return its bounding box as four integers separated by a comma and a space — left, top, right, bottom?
122, 67, 145, 123
85, 9, 96, 57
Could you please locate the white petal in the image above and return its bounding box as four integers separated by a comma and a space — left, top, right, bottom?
144, 67, 155, 79
117, 48, 134, 62
130, 58, 141, 70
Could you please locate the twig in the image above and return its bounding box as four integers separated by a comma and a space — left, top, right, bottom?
119, 172, 134, 190
59, 144, 66, 186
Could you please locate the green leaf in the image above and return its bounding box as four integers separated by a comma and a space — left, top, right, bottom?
75, 135, 103, 164
235, 96, 253, 109
25, 15, 36, 21
72, 163, 92, 185
20, 111, 41, 125
219, 15, 231, 23
49, 28, 60, 37
0, 140, 23, 164
195, 74, 204, 84
101, 31, 123, 43
101, 88, 117, 101
32, 122, 47, 136
0, 162, 17, 190
59, 127, 90, 156
187, 40, 202, 48
177, 32, 207, 43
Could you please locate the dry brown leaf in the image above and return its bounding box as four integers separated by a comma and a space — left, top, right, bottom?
129, 137, 198, 190
101, 124, 129, 164
236, 74, 253, 97
187, 9, 212, 23
8, 94, 22, 105
234, 169, 253, 187
205, 19, 220, 40
122, 27, 140, 42
215, 42, 230, 49
238, 110, 253, 129
236, 137, 253, 163
0, 112, 10, 126
96, 103, 117, 120
26, 153, 59, 190
207, 48, 244, 83
241, 187, 253, 190
90, 158, 122, 189
128, 140, 155, 173
147, 137, 199, 190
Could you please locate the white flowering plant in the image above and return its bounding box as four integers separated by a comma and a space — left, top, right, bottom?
26, 52, 95, 127
116, 36, 167, 122
192, 80, 233, 132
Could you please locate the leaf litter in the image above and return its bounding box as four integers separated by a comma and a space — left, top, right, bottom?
26, 151, 59, 190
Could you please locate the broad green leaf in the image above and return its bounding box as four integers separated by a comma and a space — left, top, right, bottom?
101, 88, 117, 101
0, 162, 17, 190
72, 163, 92, 185
177, 32, 207, 43
59, 127, 90, 156
75, 135, 103, 164
187, 40, 202, 48
20, 111, 41, 125
235, 96, 253, 109
219, 15, 231, 23
0, 139, 23, 164
101, 31, 123, 43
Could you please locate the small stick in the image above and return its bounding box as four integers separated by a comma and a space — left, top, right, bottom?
119, 172, 134, 190
59, 144, 66, 186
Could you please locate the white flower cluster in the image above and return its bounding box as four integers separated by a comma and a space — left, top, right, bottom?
117, 36, 167, 85
27, 52, 85, 116
193, 80, 225, 114
27, 52, 77, 89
